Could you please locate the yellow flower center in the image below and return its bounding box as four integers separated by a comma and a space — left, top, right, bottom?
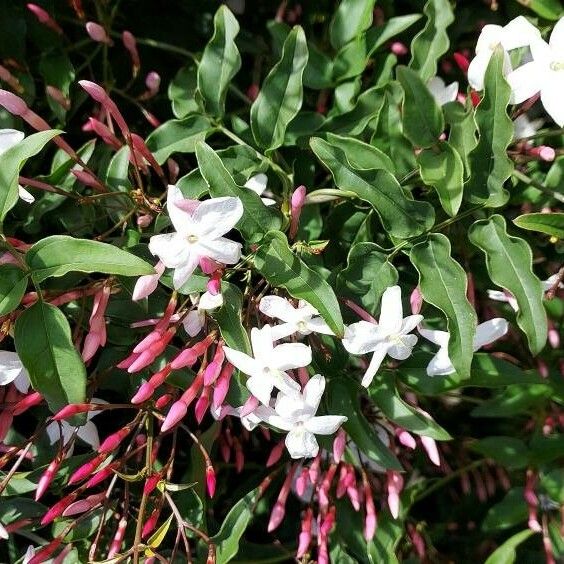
186, 234, 199, 244
550, 60, 564, 71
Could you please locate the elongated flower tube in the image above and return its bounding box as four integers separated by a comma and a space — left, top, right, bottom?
267, 466, 294, 532
27, 3, 63, 34
363, 472, 377, 541
296, 507, 313, 558
122, 31, 140, 76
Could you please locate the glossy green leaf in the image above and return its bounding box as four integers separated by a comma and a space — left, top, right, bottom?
369, 373, 451, 440
471, 437, 529, 469
39, 49, 74, 120
336, 242, 398, 315
513, 212, 564, 239
365, 14, 422, 56
471, 384, 553, 418
0, 265, 28, 316
484, 529, 535, 564
196, 5, 241, 117
514, 0, 563, 20
254, 230, 344, 337
145, 115, 213, 164
465, 48, 513, 207
417, 141, 464, 216
397, 65, 444, 148
328, 378, 402, 470
195, 142, 282, 242
304, 42, 334, 89
482, 488, 528, 531
408, 0, 454, 82
212, 283, 252, 356
310, 137, 435, 238
146, 514, 174, 555
410, 234, 477, 379
333, 35, 369, 82
169, 65, 199, 118
14, 301, 86, 414
0, 129, 62, 223
250, 26, 308, 151
26, 235, 155, 283
329, 0, 376, 50
469, 214, 547, 354
444, 100, 478, 177
541, 468, 564, 504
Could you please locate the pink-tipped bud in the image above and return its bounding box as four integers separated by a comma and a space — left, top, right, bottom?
79, 80, 129, 138
131, 381, 156, 404
289, 185, 306, 239
453, 52, 470, 74
143, 473, 162, 496
72, 168, 106, 192
267, 502, 285, 532
68, 454, 104, 485
347, 481, 361, 511
266, 440, 286, 467
363, 474, 377, 541
309, 455, 321, 484
155, 393, 173, 410
88, 117, 122, 149
108, 515, 128, 558
297, 508, 313, 558
195, 387, 211, 424
207, 272, 222, 295
0, 89, 29, 116
410, 286, 423, 315
530, 146, 556, 162
203, 345, 224, 386
318, 464, 337, 511
142, 507, 160, 539
296, 468, 310, 497
420, 435, 441, 466
41, 493, 77, 525
27, 3, 63, 34
170, 348, 198, 369
98, 426, 131, 454
397, 428, 417, 449
212, 363, 233, 408
137, 214, 153, 228
28, 538, 63, 564
86, 21, 112, 45
63, 492, 105, 517
36, 457, 61, 501
206, 465, 216, 497
145, 71, 161, 95
85, 463, 118, 488
240, 394, 259, 417
122, 31, 140, 75
46, 86, 70, 110
52, 403, 96, 421
133, 330, 162, 354
161, 400, 187, 432
390, 41, 408, 56
333, 428, 346, 462
386, 471, 404, 519
12, 391, 43, 416
132, 261, 165, 301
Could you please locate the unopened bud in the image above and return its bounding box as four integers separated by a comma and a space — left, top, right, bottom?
86, 21, 112, 45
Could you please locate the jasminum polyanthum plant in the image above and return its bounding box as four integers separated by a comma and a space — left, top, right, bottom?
0, 1, 563, 563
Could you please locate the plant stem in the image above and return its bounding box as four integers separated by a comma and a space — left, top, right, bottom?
512, 169, 564, 203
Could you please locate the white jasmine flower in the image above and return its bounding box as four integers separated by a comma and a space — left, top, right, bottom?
507, 19, 564, 124
343, 286, 423, 388
209, 403, 261, 431
149, 185, 243, 288
255, 374, 347, 459
513, 114, 544, 140
427, 76, 459, 106
488, 274, 563, 311
244, 173, 275, 206
0, 129, 35, 203
419, 318, 509, 376
468, 16, 541, 92
0, 351, 30, 393
183, 291, 224, 337
223, 324, 311, 405
259, 295, 334, 340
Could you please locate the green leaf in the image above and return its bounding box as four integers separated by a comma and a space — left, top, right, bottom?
212, 283, 252, 355
145, 115, 213, 164
515, 0, 563, 20
213, 482, 264, 564
469, 214, 547, 354
408, 0, 454, 82
336, 242, 398, 315
329, 0, 376, 50
541, 468, 564, 504
304, 42, 334, 89
254, 230, 344, 337
471, 383, 553, 418
14, 301, 86, 414
471, 437, 529, 470
39, 49, 75, 120
0, 129, 62, 223
444, 100, 478, 178
169, 65, 199, 118
251, 26, 308, 151
465, 48, 514, 207
484, 529, 535, 564
410, 234, 477, 379
196, 5, 241, 117
328, 378, 402, 470
26, 235, 155, 283
397, 65, 444, 148
417, 141, 464, 216
146, 514, 174, 555
513, 212, 564, 239
195, 142, 282, 242
365, 14, 422, 56
0, 265, 28, 316
369, 373, 451, 440
310, 137, 435, 238
482, 488, 528, 531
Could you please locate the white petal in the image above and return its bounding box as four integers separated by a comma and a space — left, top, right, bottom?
18, 186, 35, 203
305, 415, 347, 435
246, 374, 274, 406
0, 351, 25, 386
270, 343, 312, 371
0, 129, 24, 154
302, 374, 325, 414
342, 321, 381, 355
285, 427, 319, 459
259, 295, 297, 323
549, 17, 564, 51
255, 404, 294, 430
251, 325, 274, 361
244, 173, 268, 196
270, 322, 299, 341
172, 254, 200, 289
419, 327, 450, 347
400, 314, 424, 335
223, 346, 259, 377
501, 16, 541, 51
76, 421, 100, 449
198, 236, 242, 265
378, 286, 404, 335
305, 316, 334, 335
475, 24, 503, 54
388, 334, 418, 360
148, 233, 189, 268
192, 196, 243, 239
468, 50, 494, 91
473, 318, 508, 350
270, 369, 302, 397
274, 391, 305, 420
0, 522, 8, 539
541, 73, 564, 126
426, 347, 455, 376
23, 545, 35, 564
166, 184, 196, 233
443, 81, 459, 104
530, 38, 553, 68
261, 197, 276, 206
198, 291, 223, 310
513, 115, 543, 139
507, 61, 542, 104
13, 369, 31, 394
361, 343, 389, 387
183, 310, 205, 337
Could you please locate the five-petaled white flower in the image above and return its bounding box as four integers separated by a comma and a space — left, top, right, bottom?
0, 129, 35, 203
223, 324, 311, 405
419, 318, 509, 376
149, 185, 243, 289
427, 76, 459, 106
255, 374, 347, 459
467, 16, 541, 92
507, 18, 564, 126
0, 350, 31, 393
343, 286, 423, 388
183, 291, 224, 337
488, 274, 563, 312
259, 296, 334, 341
244, 173, 276, 206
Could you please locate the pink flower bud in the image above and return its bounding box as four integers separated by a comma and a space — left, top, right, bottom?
145, 71, 161, 94
347, 481, 361, 511
144, 473, 162, 496
130, 133, 165, 179
453, 52, 470, 74
52, 402, 96, 421
155, 393, 173, 409
108, 515, 128, 558
396, 428, 417, 449
79, 80, 129, 138
333, 428, 346, 462
530, 146, 556, 162
86, 21, 112, 45
203, 345, 224, 386
320, 506, 336, 537
142, 507, 160, 539
247, 84, 259, 101
296, 508, 313, 558
98, 426, 131, 454
63, 492, 105, 517
132, 261, 165, 301
386, 471, 404, 519
267, 468, 294, 532
88, 117, 122, 149
363, 474, 377, 541
122, 31, 140, 75
137, 214, 153, 228
195, 387, 211, 424
28, 538, 63, 564
309, 455, 321, 484
46, 86, 70, 110
170, 348, 198, 369
266, 440, 285, 467
410, 286, 423, 315
72, 168, 106, 192
27, 3, 63, 34
85, 463, 118, 488
212, 364, 233, 408
289, 185, 306, 239
206, 465, 216, 497
420, 436, 441, 466
131, 381, 156, 404
68, 454, 105, 485
36, 457, 61, 501
12, 391, 43, 416
207, 272, 222, 295
0, 89, 28, 116
133, 330, 162, 354
240, 394, 259, 417
390, 41, 408, 55
41, 493, 77, 525
161, 400, 188, 432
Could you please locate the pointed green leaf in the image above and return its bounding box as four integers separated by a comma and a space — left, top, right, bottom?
469, 214, 547, 354
254, 230, 344, 337
0, 265, 28, 316
146, 514, 174, 555
26, 235, 155, 283
410, 234, 477, 379
212, 283, 252, 356
329, 0, 376, 50
444, 100, 478, 178
0, 129, 62, 223
15, 301, 86, 414
310, 137, 435, 239
513, 212, 564, 239
196, 5, 241, 117
365, 14, 422, 56
169, 65, 199, 118
250, 26, 308, 151
465, 48, 513, 206
195, 142, 282, 242
482, 488, 528, 532
408, 0, 454, 82
397, 65, 444, 148
472, 437, 529, 470
323, 133, 395, 173
484, 529, 535, 564
417, 141, 464, 216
